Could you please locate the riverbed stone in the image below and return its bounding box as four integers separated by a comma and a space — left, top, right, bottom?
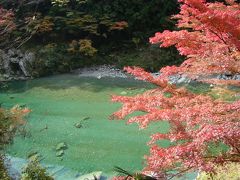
56, 150, 64, 157
74, 122, 82, 128
81, 116, 90, 121
76, 171, 102, 180
120, 91, 127, 95
56, 142, 68, 151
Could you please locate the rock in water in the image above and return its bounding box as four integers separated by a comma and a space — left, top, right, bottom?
56, 150, 64, 157
120, 91, 127, 95
74, 122, 82, 128
19, 103, 27, 108
56, 142, 68, 151
81, 116, 90, 121
76, 171, 102, 180
27, 151, 38, 159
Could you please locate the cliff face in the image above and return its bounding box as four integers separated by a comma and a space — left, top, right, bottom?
0, 49, 35, 81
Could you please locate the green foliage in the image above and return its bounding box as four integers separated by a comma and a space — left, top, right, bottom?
67, 39, 98, 56
18, 0, 178, 45
79, 39, 98, 56
132, 37, 141, 49
30, 40, 183, 77
87, 0, 178, 36
110, 45, 183, 72
51, 0, 87, 7
2, 0, 181, 75
28, 15, 55, 35
197, 163, 240, 180
32, 44, 71, 76
51, 0, 70, 7
31, 41, 99, 76
53, 13, 100, 36
41, 3, 122, 39
21, 157, 54, 180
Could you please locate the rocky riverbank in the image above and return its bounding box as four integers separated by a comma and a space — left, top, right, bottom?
73, 65, 240, 84
1, 58, 240, 84
73, 65, 128, 79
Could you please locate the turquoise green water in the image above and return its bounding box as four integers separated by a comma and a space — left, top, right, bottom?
0, 74, 169, 176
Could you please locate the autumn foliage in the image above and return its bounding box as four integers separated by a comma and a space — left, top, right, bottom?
0, 7, 15, 32
150, 0, 240, 80
111, 0, 240, 178
0, 105, 30, 149
0, 7, 15, 47
0, 6, 37, 49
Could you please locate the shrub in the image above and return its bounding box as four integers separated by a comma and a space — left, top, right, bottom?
21, 157, 54, 180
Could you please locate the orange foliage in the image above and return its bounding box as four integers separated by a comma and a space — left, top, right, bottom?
110, 21, 128, 30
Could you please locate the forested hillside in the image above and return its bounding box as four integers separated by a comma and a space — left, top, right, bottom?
0, 0, 183, 78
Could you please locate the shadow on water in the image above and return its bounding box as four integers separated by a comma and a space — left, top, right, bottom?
0, 74, 155, 93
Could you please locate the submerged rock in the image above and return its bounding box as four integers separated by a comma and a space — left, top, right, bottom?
74, 117, 90, 128
27, 151, 38, 159
76, 171, 102, 180
56, 150, 64, 157
56, 142, 68, 151
19, 103, 27, 108
74, 122, 82, 128
27, 151, 43, 162
120, 91, 127, 95
80, 116, 90, 121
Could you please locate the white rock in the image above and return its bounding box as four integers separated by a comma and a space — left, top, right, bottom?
75, 171, 102, 180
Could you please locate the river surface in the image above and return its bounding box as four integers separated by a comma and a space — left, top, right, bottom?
1, 74, 171, 177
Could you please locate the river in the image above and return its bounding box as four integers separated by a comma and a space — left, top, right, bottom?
1, 74, 172, 179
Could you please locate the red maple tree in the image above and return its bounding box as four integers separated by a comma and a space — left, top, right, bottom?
111, 0, 240, 178
0, 5, 36, 49
150, 0, 240, 80
0, 7, 15, 42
